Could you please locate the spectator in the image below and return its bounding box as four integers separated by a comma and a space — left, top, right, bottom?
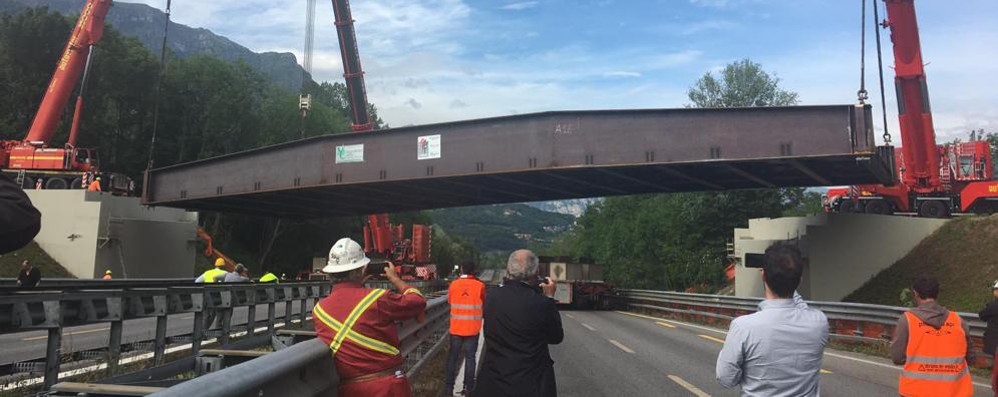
442, 261, 486, 397
0, 173, 41, 254
716, 243, 829, 396
978, 280, 998, 396
312, 238, 426, 397
17, 260, 41, 288
893, 276, 973, 397
476, 249, 562, 397
216, 263, 250, 282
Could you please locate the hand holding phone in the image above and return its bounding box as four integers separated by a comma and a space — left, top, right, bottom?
539, 277, 557, 298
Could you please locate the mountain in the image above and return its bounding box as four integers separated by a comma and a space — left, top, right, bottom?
430, 204, 575, 254
0, 0, 305, 92
525, 198, 602, 217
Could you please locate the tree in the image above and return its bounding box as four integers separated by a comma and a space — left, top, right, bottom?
687, 59, 799, 108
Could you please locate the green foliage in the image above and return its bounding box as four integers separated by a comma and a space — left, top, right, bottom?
687, 58, 799, 108
429, 204, 575, 254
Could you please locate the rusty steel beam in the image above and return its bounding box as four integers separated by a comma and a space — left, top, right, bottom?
143, 105, 891, 218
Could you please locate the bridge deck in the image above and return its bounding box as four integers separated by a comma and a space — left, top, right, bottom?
143, 105, 893, 218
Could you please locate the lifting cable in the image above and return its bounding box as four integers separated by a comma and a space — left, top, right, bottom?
857, 0, 868, 104
872, 0, 893, 145
146, 0, 172, 170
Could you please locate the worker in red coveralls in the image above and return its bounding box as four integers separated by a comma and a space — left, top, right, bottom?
313, 237, 427, 397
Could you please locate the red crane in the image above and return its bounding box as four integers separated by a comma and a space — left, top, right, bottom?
1, 0, 117, 191
825, 0, 997, 217
329, 0, 435, 280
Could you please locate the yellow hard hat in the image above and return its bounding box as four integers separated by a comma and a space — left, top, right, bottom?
214, 258, 226, 267
105, 270, 112, 274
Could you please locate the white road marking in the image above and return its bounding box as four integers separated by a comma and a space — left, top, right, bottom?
615, 310, 991, 389
564, 313, 575, 319
820, 369, 833, 374
608, 339, 635, 354
581, 323, 596, 331
179, 315, 195, 320
655, 321, 676, 329
22, 327, 110, 341
667, 374, 711, 397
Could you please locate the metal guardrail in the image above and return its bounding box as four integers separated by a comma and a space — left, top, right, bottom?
0, 281, 331, 390
617, 289, 988, 344
145, 295, 451, 397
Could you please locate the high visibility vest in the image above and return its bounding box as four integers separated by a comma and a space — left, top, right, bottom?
898, 311, 973, 397
448, 276, 485, 336
259, 272, 279, 283
312, 289, 400, 356
87, 180, 101, 192
200, 268, 226, 284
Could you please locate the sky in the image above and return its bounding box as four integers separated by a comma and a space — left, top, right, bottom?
121, 0, 998, 144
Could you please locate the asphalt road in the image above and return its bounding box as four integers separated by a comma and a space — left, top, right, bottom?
552, 310, 993, 397
0, 303, 307, 366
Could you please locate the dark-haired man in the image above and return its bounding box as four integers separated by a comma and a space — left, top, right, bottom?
891, 276, 973, 397
716, 243, 829, 396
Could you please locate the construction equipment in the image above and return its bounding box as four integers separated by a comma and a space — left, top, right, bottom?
328, 0, 436, 280
196, 227, 237, 272
538, 256, 611, 308
0, 0, 131, 193
825, 0, 997, 217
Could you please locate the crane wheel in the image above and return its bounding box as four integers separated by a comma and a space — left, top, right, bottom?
864, 200, 892, 215
918, 200, 950, 218
45, 177, 69, 190
70, 177, 83, 189
20, 176, 35, 189
840, 201, 864, 213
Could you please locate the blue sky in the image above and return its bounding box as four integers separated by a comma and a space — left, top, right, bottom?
124, 0, 998, 143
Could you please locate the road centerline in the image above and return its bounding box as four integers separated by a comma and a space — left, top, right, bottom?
608, 339, 635, 354
667, 374, 712, 397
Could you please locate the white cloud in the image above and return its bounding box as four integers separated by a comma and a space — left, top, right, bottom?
500, 2, 539, 11
604, 71, 642, 78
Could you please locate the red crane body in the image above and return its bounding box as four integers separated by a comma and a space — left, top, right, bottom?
825, 0, 998, 217
1, 0, 113, 190
330, 0, 435, 280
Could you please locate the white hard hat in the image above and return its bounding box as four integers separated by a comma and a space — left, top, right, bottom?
992, 280, 998, 290
322, 238, 370, 274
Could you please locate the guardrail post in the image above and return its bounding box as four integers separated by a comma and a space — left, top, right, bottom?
107, 320, 123, 375
220, 308, 233, 346
246, 304, 257, 336
267, 300, 276, 335
44, 327, 62, 390
154, 315, 168, 365
299, 298, 308, 328
284, 297, 293, 326
192, 310, 205, 358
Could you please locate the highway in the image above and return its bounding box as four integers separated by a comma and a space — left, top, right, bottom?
0, 303, 304, 366
552, 310, 993, 397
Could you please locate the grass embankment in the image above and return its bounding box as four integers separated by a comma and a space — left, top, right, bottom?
844, 215, 998, 312
0, 241, 74, 278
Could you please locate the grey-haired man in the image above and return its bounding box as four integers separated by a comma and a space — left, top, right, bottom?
476, 249, 563, 397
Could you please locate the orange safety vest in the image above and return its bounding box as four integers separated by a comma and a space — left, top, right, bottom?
898, 311, 973, 397
449, 275, 485, 336
87, 180, 102, 192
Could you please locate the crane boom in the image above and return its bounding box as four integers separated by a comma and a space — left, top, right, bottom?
330, 0, 373, 132
883, 0, 940, 193
24, 0, 112, 146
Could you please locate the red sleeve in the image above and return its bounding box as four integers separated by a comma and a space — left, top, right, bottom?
377, 287, 426, 321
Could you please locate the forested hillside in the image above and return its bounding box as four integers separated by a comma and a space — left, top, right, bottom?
430, 204, 574, 254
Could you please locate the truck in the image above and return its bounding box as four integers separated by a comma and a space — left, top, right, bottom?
538, 256, 612, 308
1, 0, 131, 193
823, 0, 998, 218
363, 214, 437, 281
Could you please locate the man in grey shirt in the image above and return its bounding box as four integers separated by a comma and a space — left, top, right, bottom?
716, 243, 829, 396
215, 264, 251, 283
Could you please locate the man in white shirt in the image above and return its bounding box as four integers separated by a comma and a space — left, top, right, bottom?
716, 243, 829, 397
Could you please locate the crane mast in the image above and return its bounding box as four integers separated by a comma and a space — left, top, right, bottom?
24, 0, 111, 146
883, 0, 940, 193
330, 0, 373, 132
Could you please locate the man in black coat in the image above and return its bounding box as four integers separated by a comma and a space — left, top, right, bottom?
978, 280, 998, 394
475, 249, 563, 397
0, 173, 41, 254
